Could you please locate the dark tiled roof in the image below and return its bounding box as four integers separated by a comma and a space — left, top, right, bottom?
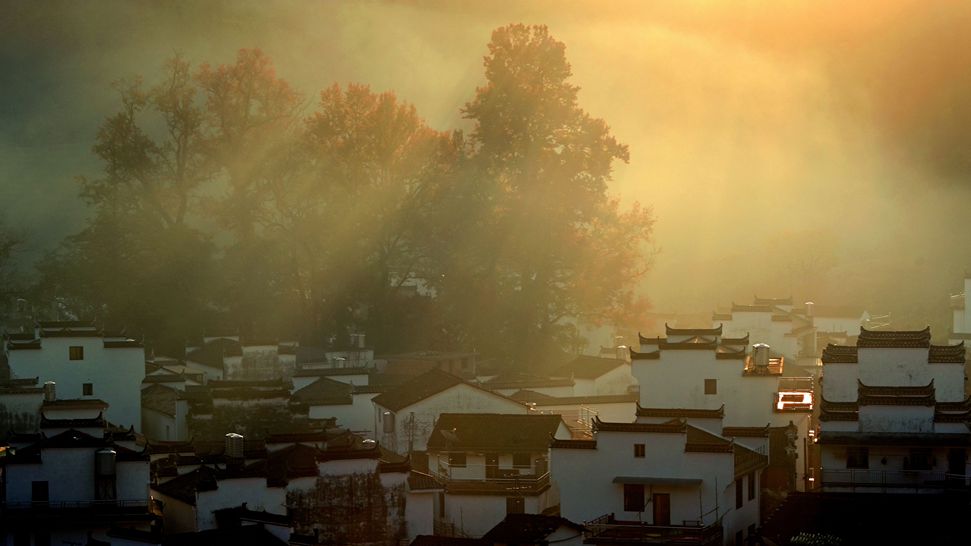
731, 304, 774, 313
821, 344, 858, 364
185, 338, 243, 369
213, 504, 291, 526
551, 438, 597, 449
629, 347, 660, 360
929, 342, 966, 363
408, 470, 443, 490
265, 443, 320, 486
636, 404, 724, 419
290, 377, 353, 405
482, 513, 585, 543
593, 417, 686, 434
427, 413, 563, 452
511, 390, 638, 406
723, 425, 771, 438
857, 326, 931, 348
292, 366, 371, 377
372, 369, 473, 411
552, 355, 626, 379
142, 383, 178, 417
484, 374, 575, 390
4, 429, 147, 465
40, 413, 106, 429
721, 334, 750, 346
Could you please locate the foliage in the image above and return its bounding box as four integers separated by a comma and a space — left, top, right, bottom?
30, 28, 655, 362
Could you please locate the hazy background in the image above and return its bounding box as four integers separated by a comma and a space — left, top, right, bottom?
3, 0, 970, 330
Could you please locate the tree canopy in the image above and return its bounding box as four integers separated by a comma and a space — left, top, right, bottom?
28, 25, 654, 365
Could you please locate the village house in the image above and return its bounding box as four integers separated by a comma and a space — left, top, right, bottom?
423, 413, 572, 538
372, 369, 528, 455
0, 396, 159, 545
552, 416, 767, 546
815, 327, 970, 492
4, 320, 144, 431
713, 297, 875, 362
631, 324, 814, 491
150, 429, 410, 544
183, 336, 298, 382
289, 376, 381, 437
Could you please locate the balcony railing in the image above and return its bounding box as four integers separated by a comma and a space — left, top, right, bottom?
442, 472, 552, 495
584, 514, 723, 545
820, 469, 971, 491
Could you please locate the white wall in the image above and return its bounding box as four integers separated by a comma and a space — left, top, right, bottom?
377, 385, 527, 454
7, 338, 143, 430
308, 392, 378, 437
406, 491, 436, 541
552, 429, 733, 527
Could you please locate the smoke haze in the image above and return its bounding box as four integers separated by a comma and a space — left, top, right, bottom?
2, 0, 970, 329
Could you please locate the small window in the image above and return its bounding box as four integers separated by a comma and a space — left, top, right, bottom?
449, 452, 467, 468
623, 483, 645, 512
32, 481, 49, 503
634, 443, 645, 458
846, 447, 869, 469
748, 472, 756, 500
735, 530, 744, 546
512, 453, 531, 468
83, 383, 93, 396
735, 478, 743, 508
506, 496, 525, 514
704, 378, 717, 395
69, 346, 84, 360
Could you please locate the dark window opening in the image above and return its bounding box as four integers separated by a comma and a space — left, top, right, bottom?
506, 496, 525, 514
623, 483, 645, 512
846, 447, 869, 469
83, 383, 93, 396
735, 478, 743, 508
634, 443, 645, 458
748, 472, 755, 500
69, 346, 84, 360
704, 378, 717, 395
906, 448, 933, 471
512, 452, 531, 468
449, 452, 467, 468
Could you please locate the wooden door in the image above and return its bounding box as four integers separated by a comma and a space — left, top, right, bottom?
652, 493, 671, 526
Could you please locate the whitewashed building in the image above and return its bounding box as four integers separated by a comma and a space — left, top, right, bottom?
5, 321, 144, 430
552, 417, 767, 546
0, 428, 153, 545
425, 413, 571, 538
816, 327, 970, 492
372, 369, 528, 455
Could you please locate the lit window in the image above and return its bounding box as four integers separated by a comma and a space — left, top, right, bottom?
69, 346, 84, 360
634, 443, 645, 458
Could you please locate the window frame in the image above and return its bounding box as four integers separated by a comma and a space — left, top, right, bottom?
735, 478, 743, 508
69, 346, 84, 361
747, 472, 755, 500
82, 383, 93, 396
704, 378, 717, 395
634, 443, 646, 458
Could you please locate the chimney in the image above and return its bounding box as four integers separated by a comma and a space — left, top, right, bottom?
43, 381, 56, 402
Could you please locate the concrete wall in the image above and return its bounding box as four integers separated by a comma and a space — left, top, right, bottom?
0, 391, 43, 434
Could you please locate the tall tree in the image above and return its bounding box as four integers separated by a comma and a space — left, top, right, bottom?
448, 24, 654, 365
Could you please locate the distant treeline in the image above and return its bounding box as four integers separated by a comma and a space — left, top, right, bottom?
4, 25, 654, 363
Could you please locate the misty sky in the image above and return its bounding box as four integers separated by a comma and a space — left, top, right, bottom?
2, 0, 970, 320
